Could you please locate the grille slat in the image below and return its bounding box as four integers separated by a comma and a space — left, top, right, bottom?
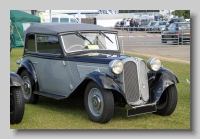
124, 61, 139, 102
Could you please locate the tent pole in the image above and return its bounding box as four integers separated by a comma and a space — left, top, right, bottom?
14, 23, 24, 46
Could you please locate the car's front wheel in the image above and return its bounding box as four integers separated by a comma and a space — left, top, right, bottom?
10, 87, 25, 124
84, 81, 114, 124
20, 70, 39, 104
154, 84, 178, 116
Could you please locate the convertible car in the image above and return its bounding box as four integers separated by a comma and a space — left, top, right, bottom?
16, 23, 178, 124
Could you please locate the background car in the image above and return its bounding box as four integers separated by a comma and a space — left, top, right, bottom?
166, 18, 186, 27
138, 22, 149, 31
146, 21, 158, 32
10, 72, 25, 124
114, 21, 121, 29
153, 21, 168, 32
161, 22, 190, 44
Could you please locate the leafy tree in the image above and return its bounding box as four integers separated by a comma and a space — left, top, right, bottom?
171, 10, 190, 18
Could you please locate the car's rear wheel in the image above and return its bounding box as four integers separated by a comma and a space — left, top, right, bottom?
20, 70, 39, 104
154, 84, 178, 116
84, 81, 114, 124
10, 86, 25, 124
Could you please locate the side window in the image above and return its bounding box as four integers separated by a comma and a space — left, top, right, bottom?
60, 18, 69, 23
52, 17, 58, 23
36, 35, 61, 54
26, 34, 35, 52
70, 18, 77, 23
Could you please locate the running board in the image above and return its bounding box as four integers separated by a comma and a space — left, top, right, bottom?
34, 91, 67, 100
127, 103, 157, 117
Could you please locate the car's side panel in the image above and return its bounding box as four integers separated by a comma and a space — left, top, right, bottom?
68, 61, 114, 87
10, 72, 24, 86
24, 56, 75, 97
147, 67, 179, 103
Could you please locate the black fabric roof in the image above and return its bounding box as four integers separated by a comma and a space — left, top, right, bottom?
25, 23, 116, 35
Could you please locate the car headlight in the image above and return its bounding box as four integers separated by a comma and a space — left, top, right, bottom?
109, 60, 123, 74
147, 58, 162, 71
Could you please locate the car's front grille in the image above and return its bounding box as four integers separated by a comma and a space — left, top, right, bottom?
123, 61, 140, 103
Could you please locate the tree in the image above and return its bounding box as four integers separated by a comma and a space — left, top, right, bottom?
171, 10, 190, 18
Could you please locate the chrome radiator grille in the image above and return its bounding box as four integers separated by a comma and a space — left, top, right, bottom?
123, 61, 140, 102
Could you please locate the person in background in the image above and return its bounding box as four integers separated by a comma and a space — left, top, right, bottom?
125, 19, 130, 31
129, 18, 135, 32
135, 20, 139, 31
169, 18, 174, 24
120, 20, 124, 31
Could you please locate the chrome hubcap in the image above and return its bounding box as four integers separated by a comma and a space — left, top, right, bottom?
92, 95, 101, 110
24, 81, 30, 93
22, 76, 32, 99
88, 88, 104, 116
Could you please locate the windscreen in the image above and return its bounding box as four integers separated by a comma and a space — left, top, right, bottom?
159, 22, 167, 25
62, 32, 119, 53
150, 22, 156, 26
178, 23, 190, 30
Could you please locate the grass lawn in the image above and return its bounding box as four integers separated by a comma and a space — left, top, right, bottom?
10, 47, 190, 129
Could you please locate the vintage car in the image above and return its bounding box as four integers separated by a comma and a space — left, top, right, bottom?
16, 23, 178, 124
161, 22, 190, 44
10, 72, 25, 124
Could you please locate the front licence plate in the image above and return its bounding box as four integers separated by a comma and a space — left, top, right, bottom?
184, 32, 190, 34
127, 104, 156, 117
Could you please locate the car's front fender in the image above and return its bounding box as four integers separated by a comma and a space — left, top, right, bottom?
72, 71, 126, 99
10, 72, 24, 86
147, 67, 179, 103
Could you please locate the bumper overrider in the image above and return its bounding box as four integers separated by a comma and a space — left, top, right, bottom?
110, 57, 162, 117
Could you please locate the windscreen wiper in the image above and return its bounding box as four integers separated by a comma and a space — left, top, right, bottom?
100, 31, 113, 43
76, 31, 92, 44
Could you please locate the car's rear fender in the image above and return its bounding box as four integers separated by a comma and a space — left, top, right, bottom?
147, 67, 179, 103
16, 59, 38, 84
10, 72, 24, 86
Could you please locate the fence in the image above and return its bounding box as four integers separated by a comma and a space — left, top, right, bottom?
109, 26, 190, 46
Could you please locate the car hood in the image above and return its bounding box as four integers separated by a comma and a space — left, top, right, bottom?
67, 55, 130, 64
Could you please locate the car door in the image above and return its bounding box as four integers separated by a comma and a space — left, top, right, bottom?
31, 34, 75, 97
153, 22, 159, 31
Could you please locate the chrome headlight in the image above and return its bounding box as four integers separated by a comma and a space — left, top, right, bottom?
109, 60, 123, 74
147, 58, 162, 71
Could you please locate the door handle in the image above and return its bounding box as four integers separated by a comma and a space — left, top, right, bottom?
32, 62, 38, 64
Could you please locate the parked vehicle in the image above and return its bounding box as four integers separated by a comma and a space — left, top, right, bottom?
16, 23, 179, 124
39, 13, 78, 23
10, 72, 25, 124
154, 21, 168, 32
138, 22, 149, 31
161, 22, 190, 44
166, 18, 186, 27
146, 21, 158, 32
114, 21, 121, 29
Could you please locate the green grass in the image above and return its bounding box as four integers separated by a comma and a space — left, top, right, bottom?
10, 48, 190, 129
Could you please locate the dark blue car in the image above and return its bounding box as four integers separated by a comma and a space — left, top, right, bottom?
16, 23, 179, 124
